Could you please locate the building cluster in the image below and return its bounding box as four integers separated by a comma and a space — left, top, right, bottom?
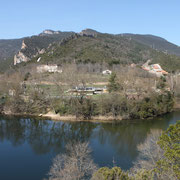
37, 64, 62, 73
142, 60, 168, 77
67, 86, 108, 95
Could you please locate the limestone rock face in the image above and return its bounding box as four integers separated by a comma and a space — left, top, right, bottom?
21, 40, 27, 49
40, 30, 61, 36
38, 48, 45, 54
14, 40, 45, 65
79, 29, 98, 37
14, 40, 30, 65
14, 52, 30, 65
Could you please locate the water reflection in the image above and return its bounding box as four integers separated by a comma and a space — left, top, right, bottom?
0, 116, 98, 154
0, 112, 179, 180
0, 114, 178, 155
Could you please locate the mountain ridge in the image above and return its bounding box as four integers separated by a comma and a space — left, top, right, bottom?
27, 32, 180, 72
1, 29, 180, 73
1, 29, 180, 63
120, 33, 180, 56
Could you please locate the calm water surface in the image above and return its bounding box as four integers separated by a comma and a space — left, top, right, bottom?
0, 112, 179, 180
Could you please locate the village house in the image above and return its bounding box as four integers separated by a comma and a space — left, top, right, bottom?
37, 64, 62, 73
67, 86, 107, 95
9, 89, 15, 96
142, 60, 168, 77
102, 69, 112, 75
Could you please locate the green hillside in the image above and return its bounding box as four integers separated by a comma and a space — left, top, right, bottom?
121, 34, 180, 56
34, 33, 152, 64
31, 32, 180, 72
0, 58, 13, 73
1, 30, 180, 73
20, 31, 75, 59
0, 39, 22, 61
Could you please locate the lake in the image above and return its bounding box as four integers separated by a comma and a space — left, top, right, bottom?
0, 111, 179, 180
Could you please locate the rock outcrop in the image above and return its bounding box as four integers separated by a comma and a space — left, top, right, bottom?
79, 29, 99, 37
14, 52, 30, 65
14, 40, 30, 65
13, 30, 75, 65
13, 37, 48, 65
40, 30, 61, 36
21, 40, 27, 49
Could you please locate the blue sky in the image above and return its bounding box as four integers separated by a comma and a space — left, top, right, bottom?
1, 0, 180, 45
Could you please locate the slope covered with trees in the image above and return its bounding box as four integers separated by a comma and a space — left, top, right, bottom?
121, 34, 180, 56
0, 38, 22, 61
1, 29, 180, 73
32, 32, 180, 72
20, 31, 75, 59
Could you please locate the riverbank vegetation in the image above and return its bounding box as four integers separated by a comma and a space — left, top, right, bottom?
0, 63, 179, 120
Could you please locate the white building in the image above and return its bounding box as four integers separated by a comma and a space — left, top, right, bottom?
102, 70, 112, 75
37, 65, 62, 73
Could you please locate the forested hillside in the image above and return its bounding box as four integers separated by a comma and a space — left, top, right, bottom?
0, 39, 22, 61
20, 31, 75, 59
121, 34, 180, 56
32, 32, 180, 72
1, 29, 180, 73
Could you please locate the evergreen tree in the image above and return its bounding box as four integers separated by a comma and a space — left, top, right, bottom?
107, 72, 120, 93
157, 121, 180, 179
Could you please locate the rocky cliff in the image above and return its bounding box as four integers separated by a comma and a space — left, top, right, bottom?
14, 40, 30, 65
14, 51, 30, 65
14, 30, 75, 65
39, 29, 61, 36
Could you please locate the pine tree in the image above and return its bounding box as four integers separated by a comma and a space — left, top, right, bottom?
107, 72, 120, 93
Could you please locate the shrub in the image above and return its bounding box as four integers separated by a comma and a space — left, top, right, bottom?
24, 72, 31, 81
92, 167, 130, 180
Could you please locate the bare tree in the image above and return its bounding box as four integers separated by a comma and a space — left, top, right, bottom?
48, 142, 97, 180
132, 129, 163, 171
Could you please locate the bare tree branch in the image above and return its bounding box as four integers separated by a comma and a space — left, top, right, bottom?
48, 142, 97, 180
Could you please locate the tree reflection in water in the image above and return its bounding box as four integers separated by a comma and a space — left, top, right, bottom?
0, 116, 97, 154
0, 112, 178, 169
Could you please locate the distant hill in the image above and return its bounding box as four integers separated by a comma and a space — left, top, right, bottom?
120, 34, 180, 56
35, 33, 152, 64
30, 32, 180, 72
1, 29, 180, 73
0, 39, 22, 61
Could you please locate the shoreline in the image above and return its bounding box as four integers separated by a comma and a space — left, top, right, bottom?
40, 112, 123, 123
1, 109, 179, 123
1, 111, 124, 123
